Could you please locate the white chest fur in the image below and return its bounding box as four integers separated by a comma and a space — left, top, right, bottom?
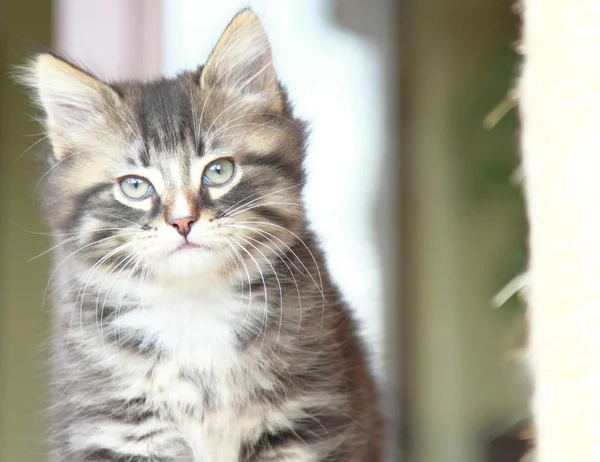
111, 287, 263, 462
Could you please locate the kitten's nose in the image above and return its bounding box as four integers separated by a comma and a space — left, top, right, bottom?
169, 216, 197, 238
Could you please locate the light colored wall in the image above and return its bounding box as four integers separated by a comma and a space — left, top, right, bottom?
55, 0, 162, 80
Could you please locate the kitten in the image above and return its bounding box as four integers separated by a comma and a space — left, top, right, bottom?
26, 9, 382, 462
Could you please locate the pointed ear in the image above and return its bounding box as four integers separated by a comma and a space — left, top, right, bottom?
201, 9, 282, 110
25, 54, 121, 157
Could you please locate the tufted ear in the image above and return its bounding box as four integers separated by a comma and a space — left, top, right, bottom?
25, 54, 122, 159
201, 9, 282, 111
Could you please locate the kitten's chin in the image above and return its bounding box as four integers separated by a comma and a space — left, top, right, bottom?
154, 245, 222, 285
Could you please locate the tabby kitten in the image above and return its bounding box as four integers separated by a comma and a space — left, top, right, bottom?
26, 9, 381, 462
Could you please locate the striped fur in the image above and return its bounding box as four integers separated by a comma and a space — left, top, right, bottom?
26, 9, 381, 462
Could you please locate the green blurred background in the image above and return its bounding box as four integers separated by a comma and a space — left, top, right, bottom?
0, 1, 528, 461
1, 1, 53, 462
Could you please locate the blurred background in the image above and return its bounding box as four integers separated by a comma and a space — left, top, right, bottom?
0, 0, 528, 461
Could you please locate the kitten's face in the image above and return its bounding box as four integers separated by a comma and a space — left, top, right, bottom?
30, 11, 306, 287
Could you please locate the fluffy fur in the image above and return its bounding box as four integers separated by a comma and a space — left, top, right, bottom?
26, 9, 381, 462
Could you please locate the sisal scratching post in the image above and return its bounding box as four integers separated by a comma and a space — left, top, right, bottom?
521, 1, 600, 460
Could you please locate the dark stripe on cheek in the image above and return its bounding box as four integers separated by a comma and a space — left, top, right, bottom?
90, 229, 114, 243
220, 182, 255, 207
70, 183, 115, 232
150, 195, 163, 220
213, 180, 265, 218
198, 187, 216, 210
93, 202, 148, 230
73, 184, 156, 244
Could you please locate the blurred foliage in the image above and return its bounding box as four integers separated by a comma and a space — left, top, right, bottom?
454, 38, 526, 316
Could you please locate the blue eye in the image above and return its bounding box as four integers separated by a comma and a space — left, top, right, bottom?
119, 176, 153, 200
203, 159, 235, 186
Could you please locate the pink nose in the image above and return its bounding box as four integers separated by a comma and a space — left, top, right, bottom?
169, 216, 197, 237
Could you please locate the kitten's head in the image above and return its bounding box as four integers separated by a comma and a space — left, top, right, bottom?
27, 10, 307, 287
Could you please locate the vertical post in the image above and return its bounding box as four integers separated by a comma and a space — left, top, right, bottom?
521, 1, 600, 459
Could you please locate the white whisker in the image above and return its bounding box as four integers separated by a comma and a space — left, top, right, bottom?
223, 238, 254, 339
14, 134, 50, 163
239, 232, 303, 335
42, 231, 144, 305
95, 252, 139, 348
230, 237, 269, 348
206, 122, 298, 148
34, 146, 94, 193
27, 227, 141, 262
236, 221, 326, 327
69, 240, 139, 342
221, 182, 305, 217
226, 201, 303, 218
235, 234, 283, 355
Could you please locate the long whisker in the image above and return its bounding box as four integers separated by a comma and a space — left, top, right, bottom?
110, 257, 142, 346
22, 131, 48, 137
27, 228, 142, 262
42, 231, 144, 305
95, 251, 140, 347
112, 246, 150, 340
227, 223, 321, 295
13, 134, 50, 163
68, 240, 139, 342
139, 252, 156, 314
226, 201, 303, 218
223, 238, 254, 339
97, 248, 146, 342
48, 244, 135, 319
230, 237, 269, 349
205, 109, 302, 148
34, 146, 93, 194
235, 221, 326, 328
75, 240, 140, 316
235, 234, 283, 354
236, 221, 324, 295
108, 250, 154, 351
204, 99, 250, 141
93, 212, 149, 229
107, 244, 154, 348
219, 192, 262, 217
239, 232, 303, 335
205, 122, 298, 149
108, 253, 147, 349
227, 224, 304, 275
12, 221, 140, 238
220, 182, 305, 218
220, 241, 245, 297
28, 235, 80, 262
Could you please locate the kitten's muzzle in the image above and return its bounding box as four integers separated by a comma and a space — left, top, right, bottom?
169, 216, 197, 238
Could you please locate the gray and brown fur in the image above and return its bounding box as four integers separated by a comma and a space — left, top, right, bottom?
25, 9, 381, 462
